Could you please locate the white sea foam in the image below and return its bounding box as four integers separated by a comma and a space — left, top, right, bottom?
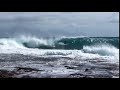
0, 48, 119, 64
82, 44, 119, 56
0, 38, 26, 49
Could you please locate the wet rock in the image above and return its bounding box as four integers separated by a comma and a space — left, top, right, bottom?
65, 66, 77, 69
0, 70, 17, 78
0, 54, 119, 78
20, 75, 33, 78
68, 73, 91, 78
15, 67, 44, 72
85, 69, 89, 72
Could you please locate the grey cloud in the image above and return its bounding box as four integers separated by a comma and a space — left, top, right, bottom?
0, 12, 119, 37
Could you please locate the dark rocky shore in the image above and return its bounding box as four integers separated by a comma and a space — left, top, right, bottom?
0, 66, 118, 78
0, 54, 119, 78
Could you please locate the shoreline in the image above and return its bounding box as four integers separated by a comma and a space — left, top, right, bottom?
0, 54, 119, 78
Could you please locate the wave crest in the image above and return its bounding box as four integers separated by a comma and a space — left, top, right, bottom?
0, 35, 119, 52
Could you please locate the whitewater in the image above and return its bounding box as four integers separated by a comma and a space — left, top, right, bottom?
0, 35, 119, 78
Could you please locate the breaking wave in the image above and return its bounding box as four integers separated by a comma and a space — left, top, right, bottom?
0, 35, 55, 49
0, 35, 119, 58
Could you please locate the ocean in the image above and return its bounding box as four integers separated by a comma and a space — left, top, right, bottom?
0, 35, 119, 78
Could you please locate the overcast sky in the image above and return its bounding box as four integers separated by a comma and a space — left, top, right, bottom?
0, 12, 119, 38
